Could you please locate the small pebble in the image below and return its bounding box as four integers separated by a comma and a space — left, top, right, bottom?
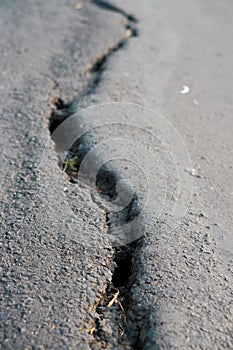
180, 85, 190, 94
193, 99, 199, 106
75, 2, 83, 10
185, 167, 200, 177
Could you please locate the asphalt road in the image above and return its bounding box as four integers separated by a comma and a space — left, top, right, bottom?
0, 1, 232, 349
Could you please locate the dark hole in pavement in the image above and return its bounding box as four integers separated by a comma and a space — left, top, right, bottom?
49, 98, 71, 134
96, 165, 119, 200
112, 245, 133, 287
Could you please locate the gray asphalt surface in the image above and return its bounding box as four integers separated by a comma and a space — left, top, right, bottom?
1, 0, 233, 349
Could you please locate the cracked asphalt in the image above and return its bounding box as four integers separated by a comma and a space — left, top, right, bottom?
0, 0, 233, 349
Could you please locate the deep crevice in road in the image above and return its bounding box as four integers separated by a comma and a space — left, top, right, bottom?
49, 100, 143, 348
47, 3, 145, 350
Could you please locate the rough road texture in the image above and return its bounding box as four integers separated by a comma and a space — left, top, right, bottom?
0, 1, 127, 349
1, 0, 233, 350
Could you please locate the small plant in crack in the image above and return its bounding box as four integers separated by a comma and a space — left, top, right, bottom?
63, 155, 79, 172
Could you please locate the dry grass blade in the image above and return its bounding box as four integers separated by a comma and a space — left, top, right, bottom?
107, 289, 119, 308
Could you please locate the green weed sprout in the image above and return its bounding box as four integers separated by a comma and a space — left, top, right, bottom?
63, 155, 78, 172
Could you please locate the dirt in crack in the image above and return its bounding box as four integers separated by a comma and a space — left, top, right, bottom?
89, 234, 142, 350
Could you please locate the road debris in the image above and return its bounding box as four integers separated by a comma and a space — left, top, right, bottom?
185, 167, 201, 177
180, 85, 190, 94
193, 99, 199, 106
75, 2, 84, 10
107, 287, 124, 311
